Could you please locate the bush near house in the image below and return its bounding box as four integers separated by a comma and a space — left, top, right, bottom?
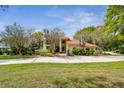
35, 47, 54, 57
72, 47, 103, 56
0, 48, 35, 56
115, 44, 124, 54
72, 47, 85, 55
0, 48, 35, 59
21, 48, 35, 55
0, 48, 12, 55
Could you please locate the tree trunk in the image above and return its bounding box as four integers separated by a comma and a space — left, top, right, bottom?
52, 43, 55, 53
18, 49, 22, 55
38, 40, 41, 49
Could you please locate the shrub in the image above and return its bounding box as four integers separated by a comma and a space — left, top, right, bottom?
35, 47, 54, 57
6, 49, 12, 55
11, 47, 18, 55
116, 44, 124, 54
72, 47, 91, 55
67, 49, 74, 56
0, 49, 3, 55
72, 47, 86, 55
93, 49, 103, 56
26, 48, 34, 55
47, 47, 53, 53
0, 48, 12, 55
72, 47, 103, 56
40, 52, 54, 57
21, 48, 34, 55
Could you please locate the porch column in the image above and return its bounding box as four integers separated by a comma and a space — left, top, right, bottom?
66, 43, 68, 54
59, 39, 62, 52
43, 38, 47, 51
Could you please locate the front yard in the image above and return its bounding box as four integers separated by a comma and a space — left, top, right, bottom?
0, 62, 124, 88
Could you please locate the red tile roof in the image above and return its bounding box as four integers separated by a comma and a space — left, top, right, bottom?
66, 40, 80, 45
60, 37, 70, 40
84, 42, 97, 48
62, 36, 97, 48
67, 40, 97, 48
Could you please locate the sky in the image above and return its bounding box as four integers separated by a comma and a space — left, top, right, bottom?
0, 5, 107, 38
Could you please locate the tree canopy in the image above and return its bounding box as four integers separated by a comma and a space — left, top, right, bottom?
32, 31, 44, 48
105, 6, 124, 35
0, 23, 33, 55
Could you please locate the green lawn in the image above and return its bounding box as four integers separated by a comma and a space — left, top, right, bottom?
0, 55, 34, 59
0, 62, 124, 88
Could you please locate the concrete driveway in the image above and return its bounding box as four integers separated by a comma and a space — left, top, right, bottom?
0, 55, 124, 65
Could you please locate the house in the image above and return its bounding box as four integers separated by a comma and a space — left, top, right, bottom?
43, 36, 97, 54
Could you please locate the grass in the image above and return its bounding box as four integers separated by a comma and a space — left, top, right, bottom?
0, 55, 34, 59
0, 62, 124, 87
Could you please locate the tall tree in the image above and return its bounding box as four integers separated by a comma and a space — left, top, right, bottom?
74, 26, 96, 44
0, 23, 33, 55
105, 5, 124, 36
105, 5, 124, 52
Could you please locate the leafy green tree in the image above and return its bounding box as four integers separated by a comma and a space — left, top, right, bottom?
94, 26, 114, 50
74, 26, 112, 50
105, 5, 124, 53
74, 26, 96, 44
105, 5, 124, 35
32, 31, 44, 48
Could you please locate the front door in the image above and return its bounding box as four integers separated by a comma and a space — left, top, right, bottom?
55, 46, 59, 52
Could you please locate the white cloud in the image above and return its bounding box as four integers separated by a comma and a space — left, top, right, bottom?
56, 11, 100, 37
58, 11, 96, 29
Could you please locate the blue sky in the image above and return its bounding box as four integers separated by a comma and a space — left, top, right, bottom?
0, 5, 107, 38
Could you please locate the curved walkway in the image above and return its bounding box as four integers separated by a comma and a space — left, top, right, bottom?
0, 55, 124, 65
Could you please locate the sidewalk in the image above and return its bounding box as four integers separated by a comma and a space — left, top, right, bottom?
0, 55, 124, 65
